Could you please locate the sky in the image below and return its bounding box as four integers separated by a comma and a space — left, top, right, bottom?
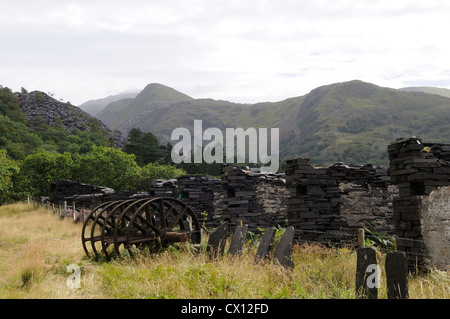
1, 0, 450, 106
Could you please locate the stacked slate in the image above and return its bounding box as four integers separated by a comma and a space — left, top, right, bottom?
255, 176, 288, 228
221, 165, 262, 232
221, 165, 288, 233
49, 180, 115, 208
49, 180, 150, 209
388, 137, 450, 268
149, 179, 178, 198
178, 175, 223, 229
285, 158, 394, 246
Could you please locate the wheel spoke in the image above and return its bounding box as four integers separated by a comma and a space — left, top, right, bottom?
168, 206, 187, 229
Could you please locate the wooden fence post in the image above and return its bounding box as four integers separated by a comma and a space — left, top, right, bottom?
356, 247, 378, 299
385, 251, 409, 299
72, 201, 77, 223
358, 228, 365, 248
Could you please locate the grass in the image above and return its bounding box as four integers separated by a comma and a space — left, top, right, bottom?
0, 202, 448, 299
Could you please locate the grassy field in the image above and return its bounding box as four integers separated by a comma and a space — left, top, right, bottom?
0, 203, 448, 299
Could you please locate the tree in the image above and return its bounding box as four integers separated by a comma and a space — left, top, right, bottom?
0, 86, 26, 124
0, 150, 19, 204
124, 128, 165, 166
132, 162, 186, 191
16, 151, 74, 198
73, 146, 139, 190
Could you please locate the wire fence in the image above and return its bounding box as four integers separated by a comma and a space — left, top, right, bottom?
294, 228, 450, 263
29, 197, 450, 264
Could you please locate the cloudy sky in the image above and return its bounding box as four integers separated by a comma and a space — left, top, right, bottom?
1, 0, 450, 105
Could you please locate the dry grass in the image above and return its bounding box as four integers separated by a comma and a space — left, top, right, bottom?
0, 202, 448, 299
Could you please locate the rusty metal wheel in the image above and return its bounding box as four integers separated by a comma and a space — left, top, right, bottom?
99, 199, 146, 260
111, 198, 153, 258
124, 197, 201, 256
81, 201, 115, 259
81, 197, 201, 260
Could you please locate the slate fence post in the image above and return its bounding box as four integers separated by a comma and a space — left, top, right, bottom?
385, 251, 409, 299
355, 247, 378, 299
273, 226, 295, 270
254, 227, 276, 263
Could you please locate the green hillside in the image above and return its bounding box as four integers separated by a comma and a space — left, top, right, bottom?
94, 80, 450, 167
96, 83, 194, 131
283, 80, 450, 165
400, 86, 450, 99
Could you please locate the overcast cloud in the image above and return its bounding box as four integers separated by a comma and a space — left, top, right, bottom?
1, 0, 450, 105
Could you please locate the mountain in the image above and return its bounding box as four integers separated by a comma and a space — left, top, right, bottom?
96, 83, 194, 133
16, 90, 125, 148
283, 80, 450, 165
93, 80, 450, 167
400, 86, 450, 99
79, 90, 139, 117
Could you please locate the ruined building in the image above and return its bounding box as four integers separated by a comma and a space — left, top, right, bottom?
49, 137, 450, 270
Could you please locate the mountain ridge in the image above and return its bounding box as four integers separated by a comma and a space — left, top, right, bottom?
85, 80, 450, 166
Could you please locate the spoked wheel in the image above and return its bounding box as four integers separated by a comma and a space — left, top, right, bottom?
125, 197, 202, 256
100, 199, 146, 261
112, 198, 153, 258
81, 201, 116, 260
81, 197, 202, 261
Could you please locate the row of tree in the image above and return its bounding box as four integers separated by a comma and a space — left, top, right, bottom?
0, 146, 186, 204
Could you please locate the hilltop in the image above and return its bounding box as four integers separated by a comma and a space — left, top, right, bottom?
16, 90, 125, 148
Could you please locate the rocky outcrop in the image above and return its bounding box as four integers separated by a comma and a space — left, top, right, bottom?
16, 91, 125, 148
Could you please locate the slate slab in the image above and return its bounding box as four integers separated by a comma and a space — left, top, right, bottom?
254, 227, 276, 263
355, 247, 378, 299
273, 226, 295, 270
207, 222, 229, 257
385, 251, 409, 299
228, 224, 248, 256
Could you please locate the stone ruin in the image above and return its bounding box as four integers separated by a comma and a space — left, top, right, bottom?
285, 158, 396, 246
49, 137, 450, 270
388, 137, 450, 270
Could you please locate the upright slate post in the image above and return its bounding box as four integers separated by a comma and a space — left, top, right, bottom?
273, 226, 295, 270
355, 247, 378, 299
207, 222, 229, 258
228, 224, 248, 256
385, 251, 409, 299
255, 227, 276, 263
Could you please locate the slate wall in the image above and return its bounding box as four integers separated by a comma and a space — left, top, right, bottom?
285, 158, 396, 246
388, 137, 450, 269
